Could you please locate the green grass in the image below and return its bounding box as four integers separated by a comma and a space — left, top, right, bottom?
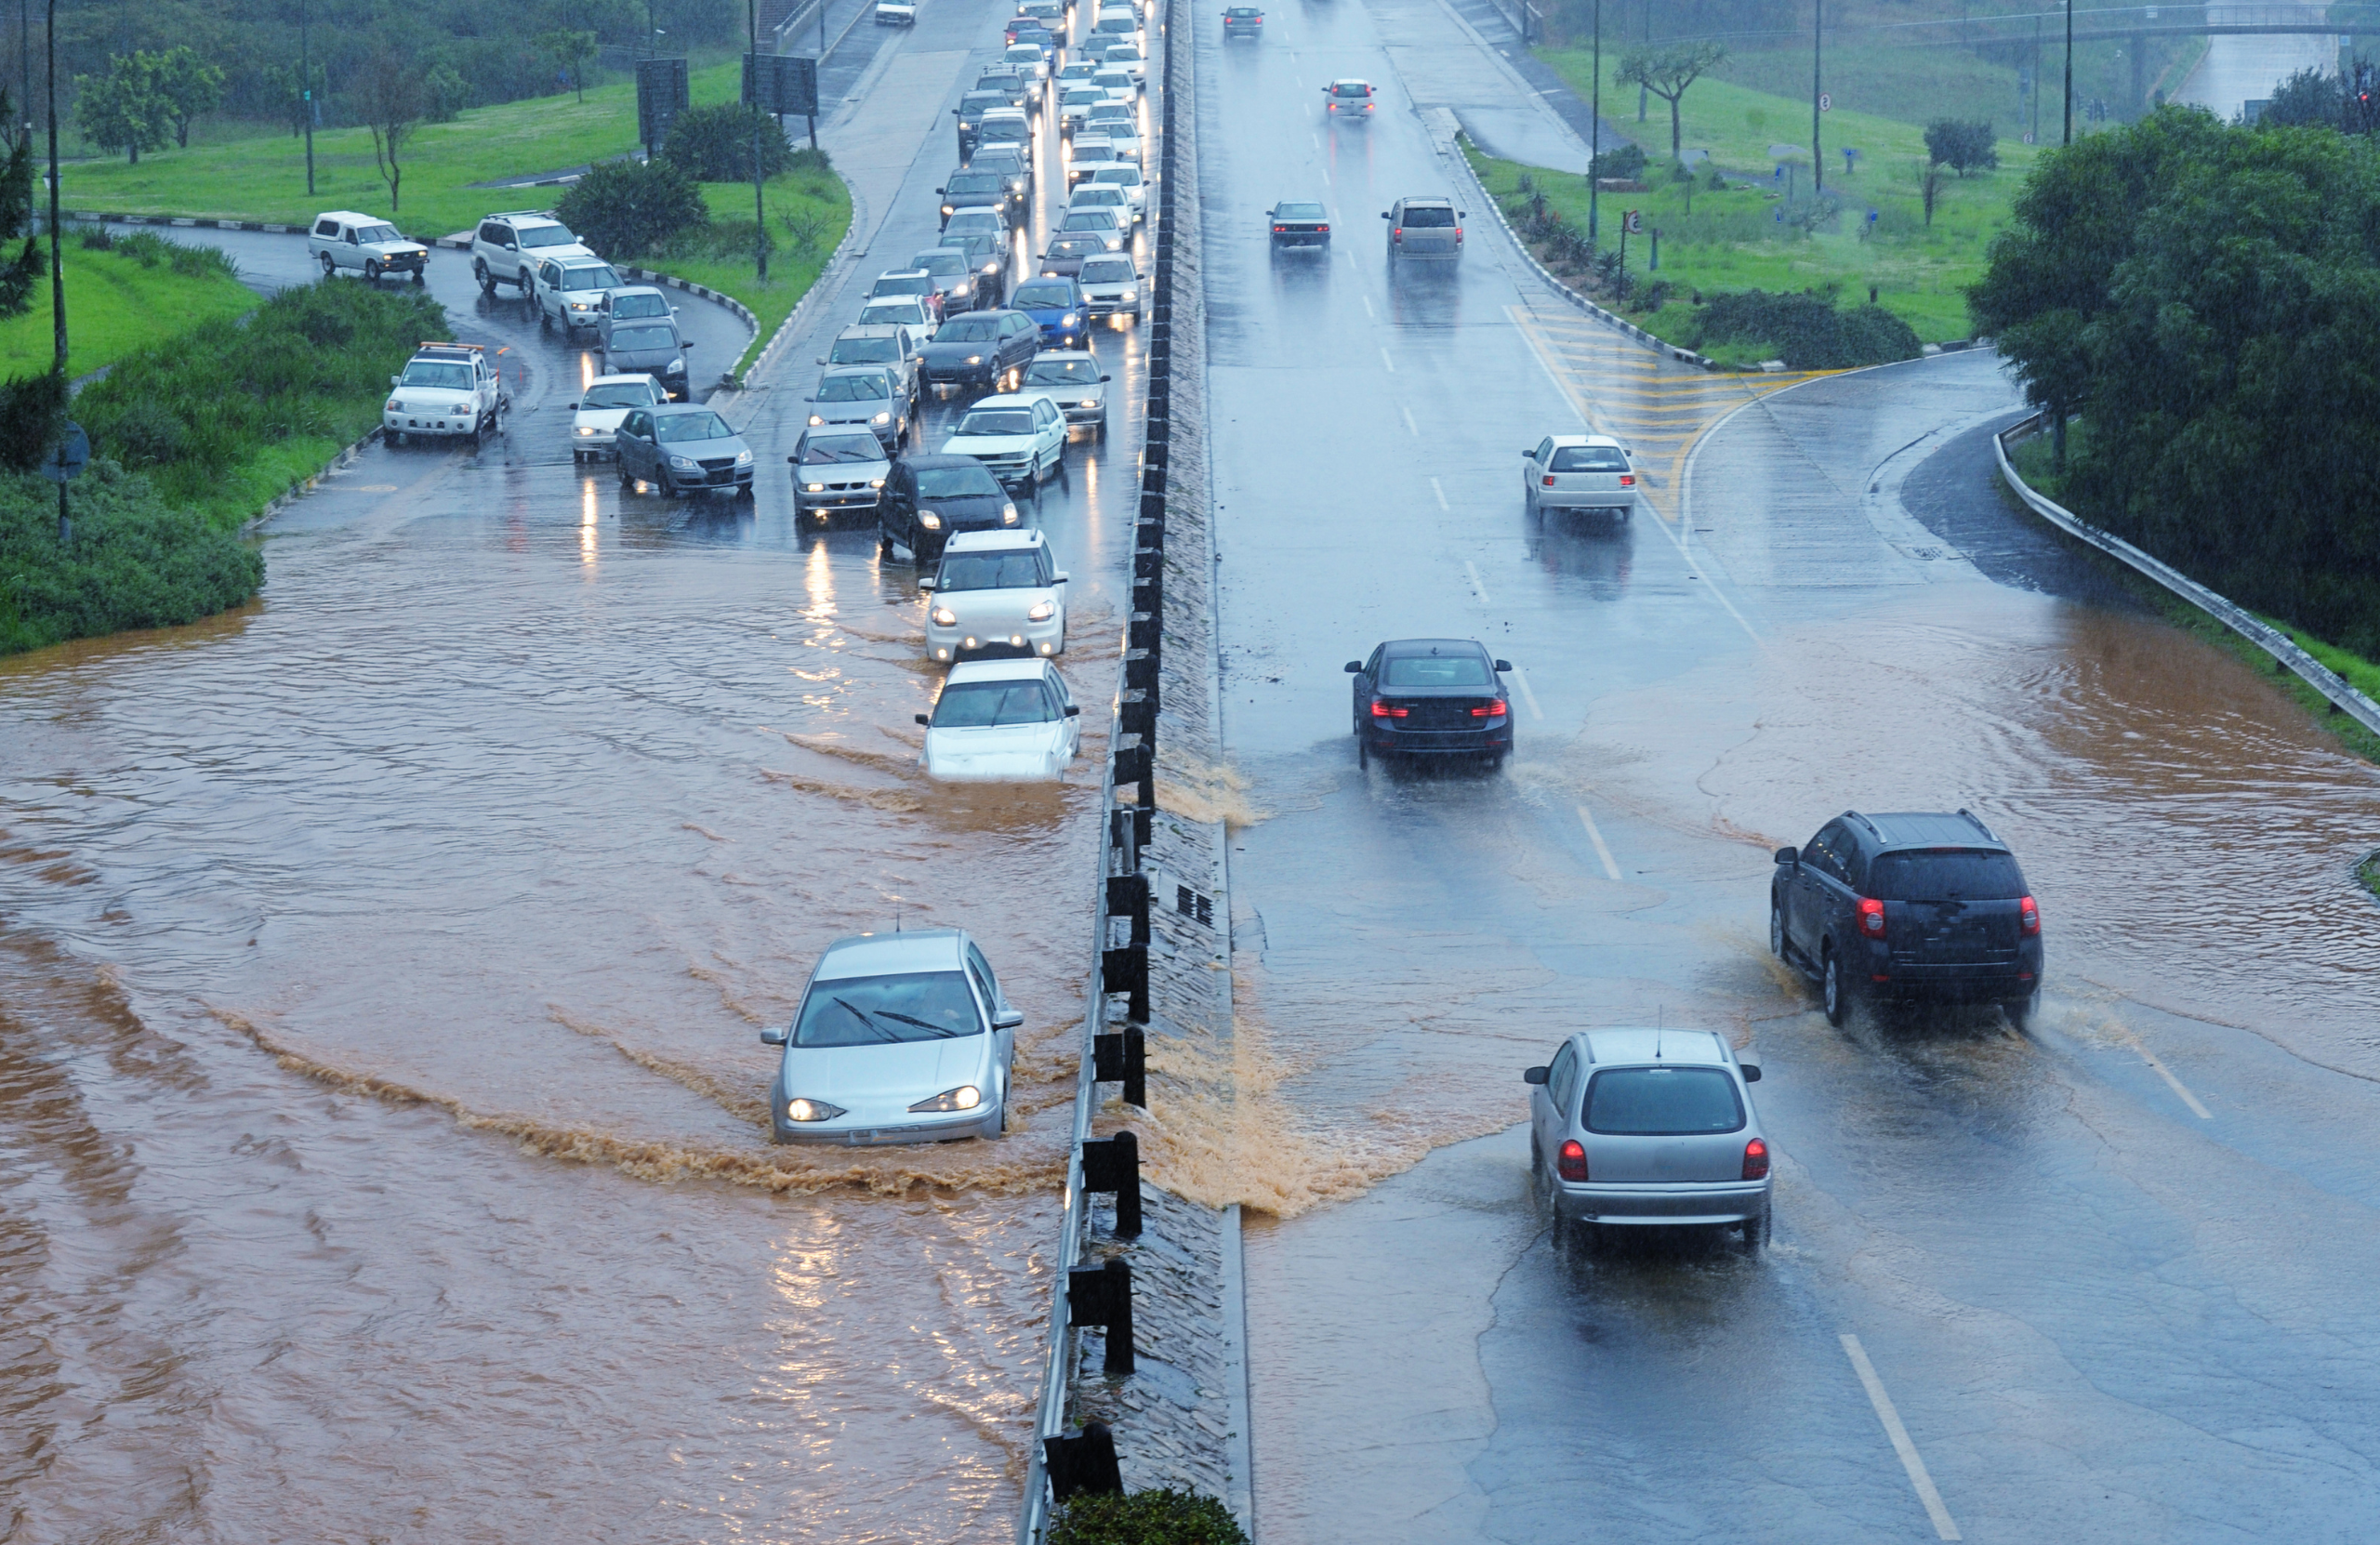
662, 170, 853, 377
0, 244, 257, 380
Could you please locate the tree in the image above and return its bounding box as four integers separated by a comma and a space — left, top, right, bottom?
1923, 119, 1999, 177
148, 46, 225, 149
554, 156, 707, 260
536, 29, 601, 104
350, 50, 425, 212
1616, 42, 1726, 160
73, 54, 168, 165
661, 102, 792, 182
2262, 65, 2342, 128
1917, 156, 1949, 226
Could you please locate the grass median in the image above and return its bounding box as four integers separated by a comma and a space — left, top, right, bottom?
0, 235, 258, 380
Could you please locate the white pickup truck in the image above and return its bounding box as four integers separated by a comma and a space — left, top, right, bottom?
306, 210, 429, 283
383, 342, 508, 446
876, 0, 917, 21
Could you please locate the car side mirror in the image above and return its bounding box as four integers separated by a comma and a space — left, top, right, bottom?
1774, 846, 1799, 865
817, 356, 828, 365
1381, 211, 1392, 218
787, 454, 799, 462
994, 1008, 1025, 1030
1343, 660, 1362, 673
1523, 447, 1537, 458
565, 403, 578, 410
1524, 1065, 1550, 1085
1461, 210, 1468, 218
1064, 704, 1082, 717
1741, 1064, 1763, 1082
936, 187, 946, 194
918, 575, 937, 590
916, 713, 931, 726
390, 375, 401, 386
760, 1025, 788, 1046
1053, 571, 1069, 582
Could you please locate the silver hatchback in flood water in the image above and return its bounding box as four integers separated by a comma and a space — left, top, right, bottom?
1526, 1027, 1771, 1251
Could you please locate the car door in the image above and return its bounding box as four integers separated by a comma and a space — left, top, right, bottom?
1009, 312, 1038, 370
1532, 1041, 1578, 1168
1035, 398, 1062, 467
963, 943, 1012, 1077
1351, 643, 1382, 721
1792, 821, 1852, 957
617, 411, 652, 477
884, 462, 914, 542
1526, 435, 1553, 495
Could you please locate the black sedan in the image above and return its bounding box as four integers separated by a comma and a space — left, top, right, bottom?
879, 453, 1021, 562
918, 309, 1039, 392
1268, 201, 1330, 246
1345, 639, 1514, 770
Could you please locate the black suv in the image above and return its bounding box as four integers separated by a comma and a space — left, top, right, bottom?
1770, 810, 2043, 1027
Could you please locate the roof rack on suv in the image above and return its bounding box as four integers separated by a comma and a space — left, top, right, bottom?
1844, 810, 1882, 839
1953, 807, 2001, 842
413, 340, 485, 355
485, 209, 560, 221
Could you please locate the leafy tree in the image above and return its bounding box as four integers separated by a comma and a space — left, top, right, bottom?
350, 49, 426, 211
1917, 155, 1949, 226
422, 65, 471, 123
554, 156, 707, 259
1923, 119, 1999, 177
148, 46, 224, 149
1590, 142, 1647, 182
1615, 42, 1726, 160
661, 102, 792, 182
2261, 65, 2341, 128
73, 54, 168, 165
535, 29, 601, 104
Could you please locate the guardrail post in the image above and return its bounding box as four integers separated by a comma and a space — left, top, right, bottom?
1043, 1420, 1124, 1501
1068, 1255, 1135, 1374
1108, 806, 1139, 872
1102, 943, 1149, 1023
1093, 1028, 1148, 1111
1106, 873, 1150, 945
1082, 1129, 1144, 1234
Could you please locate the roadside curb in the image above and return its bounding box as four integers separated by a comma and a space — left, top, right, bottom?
238, 425, 383, 537
1994, 414, 2380, 738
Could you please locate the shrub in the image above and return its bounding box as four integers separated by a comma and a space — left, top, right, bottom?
0, 460, 263, 655
555, 155, 709, 261
1049, 1488, 1248, 1545
1924, 119, 1999, 177
0, 367, 65, 471
1591, 142, 1648, 182
662, 103, 793, 183
1686, 288, 1922, 368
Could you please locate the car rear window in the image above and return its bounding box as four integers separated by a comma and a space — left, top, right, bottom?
1551, 445, 1628, 471
959, 408, 1035, 435
938, 551, 1045, 590
1868, 850, 2026, 900
831, 337, 897, 363
1583, 1066, 1745, 1135
1275, 202, 1325, 218
613, 293, 669, 318
1400, 206, 1456, 228
793, 971, 982, 1046
873, 274, 932, 296
1382, 654, 1490, 687
1331, 82, 1370, 97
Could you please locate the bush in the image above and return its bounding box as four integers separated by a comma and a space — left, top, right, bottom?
555, 155, 708, 261
662, 103, 793, 183
0, 367, 65, 471
1686, 287, 1922, 368
1924, 119, 1999, 177
1049, 1489, 1249, 1545
1591, 142, 1648, 182
0, 460, 262, 655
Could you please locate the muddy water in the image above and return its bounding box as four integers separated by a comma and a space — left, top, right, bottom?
0, 466, 1117, 1538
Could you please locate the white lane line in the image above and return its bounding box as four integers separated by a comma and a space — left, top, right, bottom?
1574, 803, 1620, 880
1437, 479, 1456, 514
1380, 346, 1395, 373
1401, 403, 1416, 435
1461, 555, 1485, 597
1840, 1335, 1963, 1541
1363, 293, 1376, 320
1311, 132, 1322, 151
1509, 665, 1544, 720
2134, 1042, 2214, 1119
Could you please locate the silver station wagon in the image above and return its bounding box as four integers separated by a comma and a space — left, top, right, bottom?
1526, 1027, 1772, 1251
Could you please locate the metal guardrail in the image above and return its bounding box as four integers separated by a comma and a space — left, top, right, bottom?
1994, 414, 2380, 739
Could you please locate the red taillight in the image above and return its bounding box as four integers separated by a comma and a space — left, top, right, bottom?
1858, 896, 1886, 938
1454, 227, 1462, 240
1472, 699, 1507, 718
2019, 894, 2041, 935
1273, 225, 1285, 231
1369, 699, 1408, 719
1557, 1140, 1588, 1182
1317, 224, 1329, 233
1742, 1138, 1769, 1181
1618, 473, 1634, 486
1541, 473, 1555, 486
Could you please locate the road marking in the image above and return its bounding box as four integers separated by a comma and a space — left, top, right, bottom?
1363, 293, 1376, 320
2132, 1040, 2214, 1119
1401, 403, 1417, 435
1379, 346, 1395, 373
1840, 1335, 1963, 1541
1436, 479, 1455, 513
1461, 554, 1485, 598
1509, 665, 1544, 720
1311, 132, 1321, 151
1574, 803, 1620, 879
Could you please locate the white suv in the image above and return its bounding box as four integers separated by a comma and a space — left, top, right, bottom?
471, 211, 595, 295
527, 256, 626, 335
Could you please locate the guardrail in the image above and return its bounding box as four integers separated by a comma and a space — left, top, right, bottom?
1994, 414, 2380, 739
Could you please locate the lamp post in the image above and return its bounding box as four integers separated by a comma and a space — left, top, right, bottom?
301, 0, 314, 195
748, 0, 767, 280
2063, 0, 2073, 143
45, 0, 60, 375
1812, 0, 1823, 191
1588, 0, 1601, 243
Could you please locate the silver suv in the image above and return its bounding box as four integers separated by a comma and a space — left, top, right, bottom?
383, 341, 507, 446
470, 211, 595, 294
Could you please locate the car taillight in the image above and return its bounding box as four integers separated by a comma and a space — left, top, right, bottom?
1542, 473, 1555, 486
1472, 699, 1507, 717
1557, 1140, 1588, 1182
1369, 698, 1408, 718
1274, 225, 1285, 231
1742, 1138, 1769, 1181
2019, 894, 2041, 935
1317, 224, 1329, 232
1454, 227, 1463, 240
1858, 897, 1886, 938
1619, 473, 1634, 486
1393, 229, 1403, 241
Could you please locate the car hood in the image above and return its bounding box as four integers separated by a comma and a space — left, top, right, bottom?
664, 435, 752, 459
575, 408, 634, 431
361, 239, 427, 258
943, 432, 1038, 456
778, 1036, 991, 1109
1016, 304, 1076, 321
919, 338, 1004, 362
924, 722, 1069, 780
800, 457, 891, 480
1079, 277, 1133, 294
934, 587, 1056, 625
608, 345, 681, 368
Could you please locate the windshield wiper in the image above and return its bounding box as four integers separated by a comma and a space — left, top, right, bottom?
876, 1010, 965, 1038
831, 996, 900, 1042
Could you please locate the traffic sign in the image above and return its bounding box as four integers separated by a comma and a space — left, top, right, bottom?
1623, 208, 1642, 234
744, 53, 820, 117
39, 422, 88, 484
1819, 91, 1832, 112
636, 57, 692, 151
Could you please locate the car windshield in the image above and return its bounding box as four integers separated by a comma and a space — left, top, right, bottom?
802, 433, 885, 465
400, 361, 473, 390
654, 411, 734, 443
962, 93, 1007, 112
1065, 88, 1104, 105
562, 265, 620, 290
1012, 282, 1073, 308
916, 253, 966, 275
860, 301, 920, 321
792, 970, 981, 1047
1052, 236, 1104, 255
610, 326, 674, 351
947, 175, 1003, 195
1583, 1066, 1746, 1135
581, 382, 653, 409
1551, 444, 1628, 471
1869, 850, 2027, 900
1400, 206, 1456, 228
933, 679, 1058, 727
1089, 104, 1132, 120
958, 409, 1035, 436
1332, 82, 1369, 96
916, 464, 1002, 497
936, 317, 999, 342
1062, 213, 1117, 231
1275, 201, 1325, 218
938, 551, 1045, 590
1382, 653, 1491, 687
946, 211, 1001, 232
613, 293, 668, 318
1028, 359, 1101, 385
1078, 258, 1133, 284
519, 225, 577, 247
1105, 45, 1142, 59
831, 337, 898, 364
818, 374, 890, 401
355, 223, 402, 244
1093, 168, 1142, 186
874, 274, 932, 296
1075, 189, 1123, 206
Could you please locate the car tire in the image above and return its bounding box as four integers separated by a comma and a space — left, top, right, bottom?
412, 269, 425, 284
364, 259, 381, 282
617, 467, 634, 492
1821, 948, 1850, 1027
475, 262, 495, 295
1769, 899, 1787, 961
2004, 990, 2039, 1031
319, 253, 336, 279
1356, 733, 1368, 770
538, 307, 551, 332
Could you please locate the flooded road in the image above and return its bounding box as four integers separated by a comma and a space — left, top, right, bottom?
2, 7, 1159, 1538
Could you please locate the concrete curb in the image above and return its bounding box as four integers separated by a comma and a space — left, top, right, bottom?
1995, 414, 2380, 738
237, 426, 384, 537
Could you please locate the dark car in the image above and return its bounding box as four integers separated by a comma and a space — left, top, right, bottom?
1770, 811, 2043, 1028
601, 317, 692, 401
1268, 200, 1330, 246
973, 70, 1032, 112
918, 309, 1039, 392
1344, 640, 1514, 771
1038, 233, 1109, 278
1223, 6, 1264, 35
940, 167, 1020, 229
615, 403, 754, 497
879, 453, 1021, 561
946, 231, 1010, 307
914, 246, 985, 312
1008, 275, 1089, 349
969, 144, 1034, 203
954, 90, 1012, 152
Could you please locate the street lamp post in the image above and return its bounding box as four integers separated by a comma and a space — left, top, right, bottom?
1589, 0, 1602, 243
45, 0, 62, 540
301, 0, 314, 195
748, 0, 767, 280
1812, 0, 1823, 191
2063, 0, 2074, 143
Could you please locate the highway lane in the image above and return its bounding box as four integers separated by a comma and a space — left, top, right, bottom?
1188, 2, 2380, 1540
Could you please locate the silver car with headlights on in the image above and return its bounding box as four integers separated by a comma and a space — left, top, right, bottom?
1526, 1028, 1772, 1251
762, 930, 1021, 1144
923, 528, 1069, 660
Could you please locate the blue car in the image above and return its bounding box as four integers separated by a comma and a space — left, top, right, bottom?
1009, 276, 1089, 350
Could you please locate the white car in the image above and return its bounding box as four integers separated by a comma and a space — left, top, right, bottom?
1058, 86, 1104, 137
1081, 102, 1143, 161
760, 929, 1021, 1144
941, 207, 1012, 262
1522, 433, 1637, 518
857, 295, 935, 332
383, 341, 506, 445
922, 528, 1070, 660
1067, 185, 1133, 231
1021, 350, 1110, 432
916, 659, 1083, 781
875, 0, 915, 21
1090, 8, 1141, 48
1089, 164, 1147, 223
942, 391, 1068, 489
790, 427, 892, 522
470, 210, 594, 295
1065, 140, 1129, 188
529, 256, 625, 335
1092, 67, 1138, 103
1101, 42, 1148, 84
1057, 205, 1130, 253
1001, 43, 1051, 87
306, 210, 429, 282
569, 373, 666, 460
1073, 254, 1141, 325
1054, 59, 1103, 91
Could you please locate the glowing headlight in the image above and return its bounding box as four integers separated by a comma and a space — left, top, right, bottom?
805, 482, 826, 492
869, 477, 886, 488
575, 425, 596, 435
1105, 236, 1124, 249
908, 1085, 982, 1113
735, 449, 753, 466
571, 300, 590, 310
1080, 397, 1100, 407
919, 510, 943, 530
809, 414, 826, 425
669, 455, 698, 469
1119, 288, 1137, 301
1000, 502, 1019, 524
966, 355, 983, 365
873, 411, 892, 424
1060, 311, 1078, 326
786, 1098, 846, 1122
1026, 600, 1055, 621
932, 606, 959, 626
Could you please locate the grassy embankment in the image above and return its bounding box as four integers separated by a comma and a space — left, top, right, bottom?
0, 238, 257, 379
53, 61, 850, 375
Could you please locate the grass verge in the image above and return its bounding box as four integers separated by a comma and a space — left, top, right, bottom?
2359, 850, 2380, 903
657, 169, 852, 377
0, 238, 257, 380
0, 464, 262, 654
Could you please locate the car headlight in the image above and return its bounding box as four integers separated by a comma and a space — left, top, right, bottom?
1120, 288, 1137, 301
1026, 600, 1055, 621
869, 477, 886, 488
942, 205, 955, 216
1060, 311, 1078, 326
966, 355, 983, 365
1079, 398, 1099, 408
736, 449, 753, 466
669, 455, 698, 469
1001, 502, 1019, 524
873, 411, 892, 424
452, 403, 471, 415
805, 482, 826, 492
386, 399, 402, 412
786, 1097, 846, 1122
932, 606, 959, 626
919, 510, 943, 529
1106, 236, 1123, 249
571, 300, 590, 310
809, 414, 826, 425
575, 425, 597, 435
908, 1085, 982, 1113
668, 359, 684, 374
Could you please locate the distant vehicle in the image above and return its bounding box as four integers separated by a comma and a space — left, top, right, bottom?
1074, 254, 1141, 325
918, 309, 1039, 392
1022, 350, 1110, 433
942, 207, 1013, 265
1527, 1028, 1772, 1254
1067, 183, 1133, 229
945, 231, 1011, 308
1007, 275, 1090, 350
968, 143, 1035, 203
1018, 0, 1065, 24
788, 428, 891, 522
1002, 42, 1052, 87
760, 929, 1022, 1144
1223, 6, 1264, 36
613, 403, 755, 497
955, 91, 1012, 153
1522, 434, 1634, 519
941, 390, 1068, 491
600, 316, 692, 401
1081, 101, 1142, 159
1323, 78, 1377, 119
912, 247, 985, 313
383, 341, 506, 446
307, 210, 428, 282
917, 659, 1083, 781
1065, 140, 1129, 187
1101, 41, 1148, 83
922, 527, 1070, 660
528, 256, 626, 335
1054, 59, 1103, 91
869, 269, 947, 324
856, 294, 936, 333
821, 323, 923, 407
470, 210, 592, 293
1344, 639, 1514, 771
1057, 206, 1130, 255
1093, 67, 1138, 103
974, 108, 1033, 157
568, 374, 666, 461
1268, 200, 1330, 246
1038, 233, 1110, 279
1384, 195, 1464, 258
595, 285, 678, 348
879, 452, 1020, 561
939, 168, 1020, 229
876, 0, 916, 21
1007, 20, 1060, 55
1089, 164, 1147, 223
974, 69, 1032, 114
806, 364, 911, 454
1059, 85, 1106, 137
1770, 811, 2044, 1028
1089, 8, 1142, 47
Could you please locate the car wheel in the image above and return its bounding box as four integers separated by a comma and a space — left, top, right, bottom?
411, 269, 425, 284
1821, 948, 1849, 1027
2004, 990, 2039, 1031
538, 308, 551, 332
364, 259, 381, 282
475, 262, 495, 295
617, 467, 634, 492
1356, 733, 1368, 770
1769, 900, 1786, 960
319, 253, 336, 278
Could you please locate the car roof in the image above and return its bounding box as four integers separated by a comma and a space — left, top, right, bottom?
947, 657, 1059, 684
947, 527, 1048, 552
969, 390, 1061, 410
1032, 348, 1098, 363
609, 284, 668, 298
585, 373, 657, 387
1379, 637, 1490, 657
489, 211, 566, 229
837, 323, 908, 338
1544, 433, 1624, 449
813, 928, 968, 981
877, 268, 931, 280
1399, 196, 1454, 207
906, 451, 1000, 469
653, 402, 723, 416
1843, 810, 2004, 850
317, 209, 392, 225
1574, 1028, 1732, 1067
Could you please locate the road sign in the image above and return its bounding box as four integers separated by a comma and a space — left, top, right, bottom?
744, 53, 820, 117
1819, 91, 1831, 112
38, 422, 87, 484
636, 57, 691, 150
1623, 208, 1643, 234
